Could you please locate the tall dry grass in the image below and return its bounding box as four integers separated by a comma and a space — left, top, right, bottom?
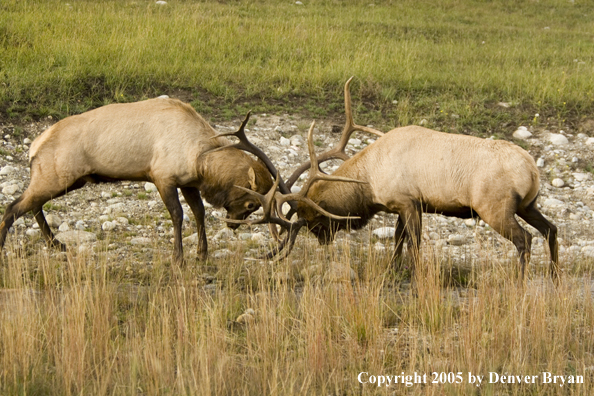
0, 234, 592, 395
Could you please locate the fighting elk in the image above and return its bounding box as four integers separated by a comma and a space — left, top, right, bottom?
226, 78, 559, 282
0, 98, 275, 264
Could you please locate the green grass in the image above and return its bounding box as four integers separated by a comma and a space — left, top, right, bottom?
1, 0, 594, 135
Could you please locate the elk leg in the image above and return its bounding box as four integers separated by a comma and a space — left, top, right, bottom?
395, 202, 423, 280
517, 204, 559, 281
180, 187, 208, 262
390, 214, 407, 270
33, 206, 66, 251
156, 184, 184, 265
481, 212, 532, 281
31, 178, 87, 251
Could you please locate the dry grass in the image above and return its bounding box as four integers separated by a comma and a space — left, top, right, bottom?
0, 234, 593, 395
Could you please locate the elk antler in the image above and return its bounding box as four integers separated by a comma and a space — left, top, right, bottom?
223, 121, 365, 261
285, 76, 384, 189
205, 112, 294, 199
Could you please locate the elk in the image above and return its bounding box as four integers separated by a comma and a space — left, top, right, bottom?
0, 97, 275, 264
225, 78, 559, 282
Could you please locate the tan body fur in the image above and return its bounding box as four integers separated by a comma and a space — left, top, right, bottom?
1, 98, 273, 263
302, 126, 558, 280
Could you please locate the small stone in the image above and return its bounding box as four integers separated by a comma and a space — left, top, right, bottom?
251, 232, 266, 243
374, 241, 386, 251
215, 228, 234, 240
325, 262, 357, 282
144, 182, 157, 192
586, 138, 594, 146
0, 166, 16, 175
75, 220, 86, 230
183, 233, 199, 245
58, 222, 70, 232
279, 137, 290, 146
23, 138, 32, 144
26, 228, 40, 237
372, 227, 395, 239
116, 217, 129, 225
549, 133, 568, 145
536, 158, 545, 167
551, 178, 565, 188
543, 198, 564, 207
45, 214, 62, 228
573, 173, 589, 182
464, 219, 476, 227
429, 232, 440, 240
2, 184, 19, 195
130, 237, 152, 245
55, 230, 97, 245
348, 138, 362, 146
155, 1, 167, 5
213, 249, 232, 259
102, 221, 117, 231
448, 234, 466, 246
513, 126, 532, 140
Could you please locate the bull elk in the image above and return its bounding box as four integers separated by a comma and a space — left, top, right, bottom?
226, 77, 559, 282
0, 98, 275, 264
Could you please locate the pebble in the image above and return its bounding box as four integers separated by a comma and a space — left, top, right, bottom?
0, 166, 17, 175
2, 184, 19, 195
102, 221, 117, 231
280, 137, 290, 146
130, 237, 152, 245
549, 133, 569, 145
45, 214, 61, 228
536, 158, 545, 167
26, 229, 40, 237
551, 178, 565, 188
55, 230, 97, 245
543, 198, 564, 207
513, 126, 532, 140
144, 182, 157, 193
586, 137, 594, 146
448, 234, 466, 246
58, 222, 70, 232
372, 227, 395, 239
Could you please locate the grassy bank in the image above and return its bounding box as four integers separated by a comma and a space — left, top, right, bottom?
1, 0, 594, 134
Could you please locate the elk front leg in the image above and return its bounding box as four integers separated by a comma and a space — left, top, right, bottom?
180, 187, 208, 262
390, 215, 407, 271
156, 184, 184, 265
398, 201, 423, 280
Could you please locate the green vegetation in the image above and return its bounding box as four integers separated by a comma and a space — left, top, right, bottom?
1, 0, 594, 135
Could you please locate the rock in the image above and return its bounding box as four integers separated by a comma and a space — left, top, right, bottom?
289, 135, 304, 146
130, 237, 152, 245
543, 198, 564, 207
536, 158, 545, 167
551, 178, 565, 188
102, 221, 117, 231
213, 249, 232, 259
75, 220, 86, 230
573, 173, 590, 182
183, 233, 199, 245
513, 126, 532, 140
549, 133, 568, 145
58, 222, 70, 232
23, 138, 32, 144
215, 228, 234, 240
464, 219, 476, 227
14, 218, 24, 226
55, 230, 97, 245
448, 234, 466, 246
45, 214, 61, 228
428, 232, 440, 240
0, 166, 17, 175
581, 245, 594, 258
374, 241, 386, 251
26, 229, 40, 237
586, 137, 594, 146
290, 185, 301, 193
279, 137, 290, 146
155, 1, 167, 5
2, 184, 19, 195
251, 232, 266, 243
372, 227, 395, 239
144, 182, 157, 192
116, 217, 129, 225
348, 138, 362, 146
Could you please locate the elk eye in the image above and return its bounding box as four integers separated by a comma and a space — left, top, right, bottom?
246, 202, 256, 210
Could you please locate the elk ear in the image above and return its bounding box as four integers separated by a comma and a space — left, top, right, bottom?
248, 167, 257, 191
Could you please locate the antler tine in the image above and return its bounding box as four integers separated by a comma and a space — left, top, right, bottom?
285, 77, 384, 188
206, 112, 294, 200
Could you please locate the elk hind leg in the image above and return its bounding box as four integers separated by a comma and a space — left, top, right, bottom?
180, 187, 207, 262
517, 204, 559, 281
156, 183, 185, 265
480, 211, 532, 281
390, 215, 407, 271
